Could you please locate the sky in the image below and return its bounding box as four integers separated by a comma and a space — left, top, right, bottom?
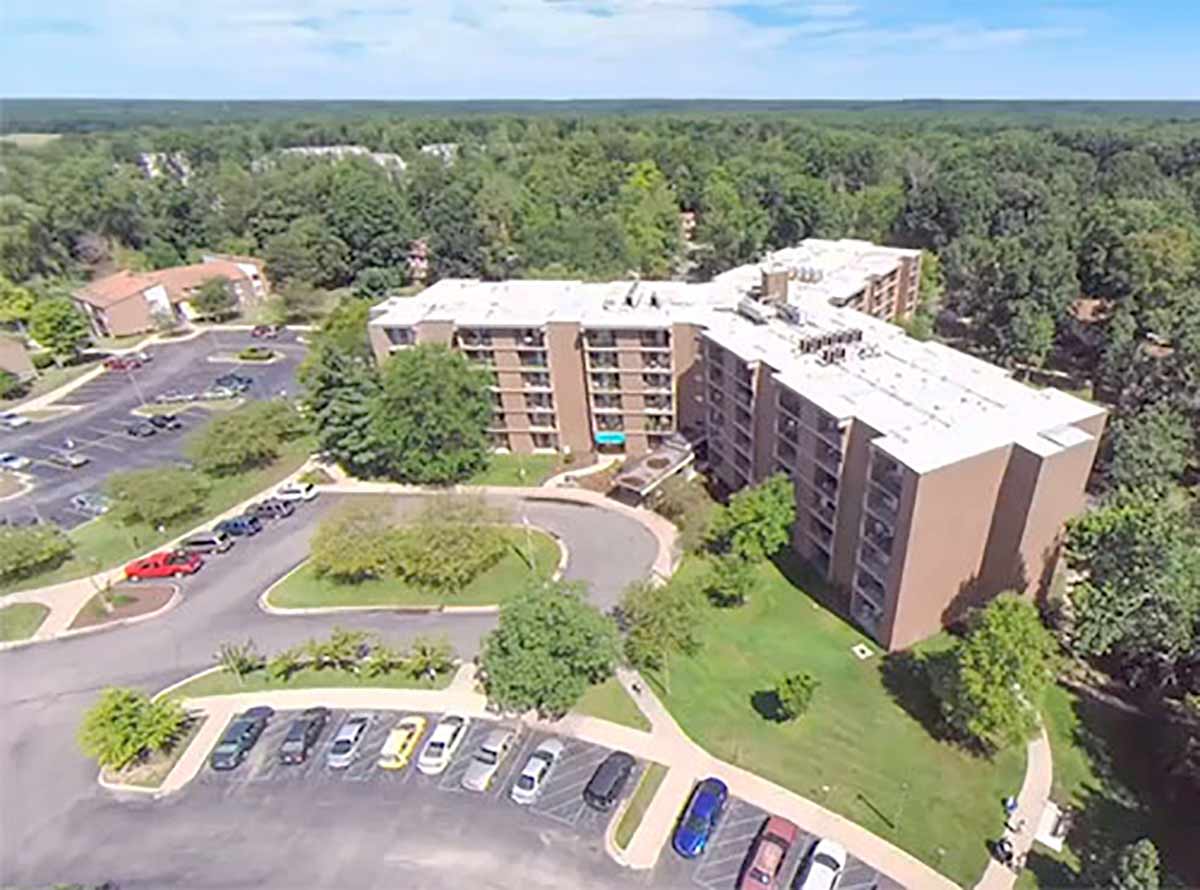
1, 0, 1197, 100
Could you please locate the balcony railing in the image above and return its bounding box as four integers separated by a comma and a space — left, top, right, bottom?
854, 570, 886, 606
589, 352, 619, 369
862, 518, 894, 556
865, 488, 899, 525
587, 332, 617, 348
643, 355, 671, 370
814, 442, 842, 475
858, 544, 890, 582
640, 332, 670, 349
810, 498, 836, 527
814, 470, 838, 498
520, 352, 549, 368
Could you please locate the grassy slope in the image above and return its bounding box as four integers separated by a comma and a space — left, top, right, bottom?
167, 665, 453, 699
267, 530, 560, 608
0, 438, 312, 596
615, 762, 669, 849
468, 453, 561, 486
654, 556, 1024, 888
0, 603, 50, 641
573, 677, 651, 732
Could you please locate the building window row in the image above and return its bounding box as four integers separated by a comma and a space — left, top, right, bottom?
384, 327, 414, 346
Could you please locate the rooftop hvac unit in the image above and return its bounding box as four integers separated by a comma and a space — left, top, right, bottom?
737, 296, 774, 325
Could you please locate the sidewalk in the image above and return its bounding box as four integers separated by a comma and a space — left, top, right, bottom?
972, 730, 1053, 890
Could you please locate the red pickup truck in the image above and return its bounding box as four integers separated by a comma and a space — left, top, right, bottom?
124, 550, 203, 581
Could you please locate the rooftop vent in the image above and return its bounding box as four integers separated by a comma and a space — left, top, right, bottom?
737, 297, 775, 325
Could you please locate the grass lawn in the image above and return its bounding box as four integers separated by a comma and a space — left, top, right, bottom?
615, 762, 669, 849
0, 437, 312, 596
652, 555, 1025, 888
0, 603, 50, 641
1, 360, 100, 407
167, 664, 453, 700
1017, 684, 1195, 888
134, 397, 242, 416
574, 677, 652, 732
102, 716, 207, 789
267, 529, 560, 608
468, 453, 562, 486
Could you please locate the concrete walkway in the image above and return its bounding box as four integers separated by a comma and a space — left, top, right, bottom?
972, 729, 1053, 890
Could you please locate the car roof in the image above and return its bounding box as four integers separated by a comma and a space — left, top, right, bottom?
763, 816, 799, 843
481, 728, 513, 748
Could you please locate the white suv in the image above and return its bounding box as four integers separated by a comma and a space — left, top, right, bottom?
274, 481, 318, 502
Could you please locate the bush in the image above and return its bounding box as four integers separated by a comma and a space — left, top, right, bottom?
187, 399, 303, 476
775, 672, 820, 720
106, 466, 210, 528
236, 346, 276, 362
390, 497, 510, 593
310, 503, 395, 582
650, 475, 716, 553
0, 525, 74, 581
77, 687, 187, 771
0, 369, 27, 399
31, 350, 56, 370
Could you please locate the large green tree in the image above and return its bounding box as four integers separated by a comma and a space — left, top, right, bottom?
616, 160, 682, 279
934, 594, 1058, 751
369, 344, 492, 484
480, 579, 622, 717
105, 467, 210, 528
28, 298, 90, 362
621, 577, 705, 689
707, 473, 796, 562
0, 525, 73, 582
1105, 839, 1160, 890
1105, 402, 1195, 493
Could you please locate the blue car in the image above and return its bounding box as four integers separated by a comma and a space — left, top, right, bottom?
214, 515, 262, 537
672, 777, 729, 858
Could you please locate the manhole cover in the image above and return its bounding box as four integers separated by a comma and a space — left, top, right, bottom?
851, 643, 874, 660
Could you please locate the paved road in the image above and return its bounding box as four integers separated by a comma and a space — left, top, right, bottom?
0, 491, 659, 889
1, 330, 305, 528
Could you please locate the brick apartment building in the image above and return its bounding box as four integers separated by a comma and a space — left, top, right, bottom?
368, 238, 1103, 649
73, 254, 270, 338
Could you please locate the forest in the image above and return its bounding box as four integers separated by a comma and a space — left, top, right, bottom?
2, 108, 1199, 867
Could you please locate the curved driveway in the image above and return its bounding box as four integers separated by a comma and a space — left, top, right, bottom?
0, 492, 659, 889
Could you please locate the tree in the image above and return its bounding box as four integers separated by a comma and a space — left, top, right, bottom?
775, 672, 820, 721
186, 400, 297, 475
306, 626, 373, 673
621, 577, 705, 691
77, 687, 187, 771
309, 502, 395, 582
934, 594, 1058, 751
28, 298, 90, 363
266, 646, 304, 682
707, 553, 757, 607
369, 344, 492, 484
263, 215, 350, 289
406, 634, 457, 680
214, 640, 263, 684
694, 167, 768, 276
650, 475, 716, 553
0, 524, 73, 581
616, 160, 682, 278
1106, 839, 1160, 890
105, 467, 210, 528
353, 266, 404, 300
480, 579, 622, 717
1105, 403, 1194, 493
707, 473, 796, 562
192, 277, 237, 319
0, 275, 35, 328
391, 496, 510, 593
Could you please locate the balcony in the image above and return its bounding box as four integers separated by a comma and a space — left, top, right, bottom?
734, 430, 752, 455
640, 331, 670, 349
865, 487, 899, 525
529, 412, 556, 429
645, 394, 672, 411
458, 330, 493, 347
596, 415, 624, 432
591, 374, 620, 392
520, 351, 549, 369
871, 458, 904, 498
467, 351, 495, 366
809, 517, 833, 544
645, 416, 673, 432
707, 367, 726, 387
810, 497, 836, 528
777, 416, 799, 445
522, 372, 551, 390
643, 354, 671, 370
862, 517, 894, 556
734, 407, 753, 433
594, 394, 621, 411
517, 328, 545, 348
851, 593, 883, 635
815, 419, 843, 448
735, 383, 753, 406
854, 570, 887, 607
858, 543, 890, 582
708, 408, 725, 428
814, 468, 839, 498
587, 331, 617, 349
588, 352, 619, 369
778, 391, 803, 420
524, 394, 554, 410
643, 374, 671, 392
814, 441, 842, 475
776, 439, 797, 464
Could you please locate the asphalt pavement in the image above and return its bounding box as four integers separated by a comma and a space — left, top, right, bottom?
0, 330, 305, 528
0, 490, 660, 889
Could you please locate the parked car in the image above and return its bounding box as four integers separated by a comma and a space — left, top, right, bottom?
200, 386, 239, 401
673, 777, 729, 858
125, 422, 156, 438
278, 707, 330, 765
210, 706, 274, 771
274, 481, 318, 502
103, 356, 142, 372
246, 498, 294, 521
462, 727, 518, 792
147, 414, 182, 430
70, 492, 110, 516
131, 349, 153, 362
0, 411, 30, 429
510, 737, 565, 805
417, 713, 471, 775
378, 715, 427, 770
326, 712, 373, 769
179, 530, 234, 555
583, 751, 636, 812
251, 324, 281, 339
124, 550, 203, 581
214, 373, 253, 392
793, 838, 847, 890
47, 451, 90, 469
738, 816, 799, 890
214, 515, 262, 537
154, 389, 193, 404
0, 452, 31, 471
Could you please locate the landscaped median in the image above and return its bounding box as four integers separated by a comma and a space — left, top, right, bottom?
613, 762, 669, 850
0, 602, 50, 642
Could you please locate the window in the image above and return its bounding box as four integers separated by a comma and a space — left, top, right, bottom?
596, 414, 624, 431
587, 330, 616, 348
522, 372, 551, 389
643, 373, 670, 390
384, 327, 413, 346
591, 372, 619, 391
532, 433, 556, 449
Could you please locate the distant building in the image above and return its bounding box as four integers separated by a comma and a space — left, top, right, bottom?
0, 334, 35, 381
408, 239, 430, 283
276, 145, 407, 174
419, 143, 460, 164
679, 210, 698, 242
73, 255, 270, 338
367, 237, 1104, 650
136, 151, 192, 183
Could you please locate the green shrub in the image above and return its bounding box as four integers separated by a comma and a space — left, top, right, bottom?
77, 687, 188, 771
31, 350, 56, 370
775, 672, 820, 720
0, 369, 26, 399
0, 525, 74, 581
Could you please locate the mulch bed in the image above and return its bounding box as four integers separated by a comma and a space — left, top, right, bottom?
69, 583, 175, 630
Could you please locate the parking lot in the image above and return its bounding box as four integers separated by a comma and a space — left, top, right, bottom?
199, 708, 636, 845
0, 330, 305, 528
656, 796, 905, 890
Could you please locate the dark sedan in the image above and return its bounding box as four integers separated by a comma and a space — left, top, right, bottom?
209, 706, 275, 771
125, 422, 156, 438
279, 707, 330, 765
148, 413, 182, 430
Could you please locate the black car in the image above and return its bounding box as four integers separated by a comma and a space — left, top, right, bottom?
583, 751, 636, 811
126, 422, 156, 438
214, 373, 253, 392
148, 414, 182, 430
214, 515, 263, 537
247, 498, 295, 521
209, 706, 275, 771
279, 707, 330, 765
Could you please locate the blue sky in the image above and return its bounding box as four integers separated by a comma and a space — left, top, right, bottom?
1, 1, 1197, 100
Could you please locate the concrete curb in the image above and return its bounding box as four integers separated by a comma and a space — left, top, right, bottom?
0, 472, 35, 502
155, 665, 226, 701
9, 363, 107, 413
97, 769, 160, 797
605, 787, 637, 866
206, 352, 284, 365
0, 586, 183, 653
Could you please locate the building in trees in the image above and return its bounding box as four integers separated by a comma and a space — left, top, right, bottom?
369, 238, 1103, 649
72, 254, 270, 337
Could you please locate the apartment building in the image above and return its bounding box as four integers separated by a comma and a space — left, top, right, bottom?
368, 239, 1101, 649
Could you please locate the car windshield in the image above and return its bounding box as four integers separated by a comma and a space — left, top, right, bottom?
516, 775, 536, 791
425, 742, 445, 758
214, 742, 239, 755
281, 739, 301, 751
331, 740, 352, 754
814, 853, 841, 871
476, 749, 498, 765
684, 814, 708, 833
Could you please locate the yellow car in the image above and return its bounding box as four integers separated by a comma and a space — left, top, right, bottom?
378, 715, 427, 770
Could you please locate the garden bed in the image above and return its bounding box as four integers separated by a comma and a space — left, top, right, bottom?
166, 665, 453, 700
69, 584, 175, 630
101, 716, 207, 789
614, 762, 668, 849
